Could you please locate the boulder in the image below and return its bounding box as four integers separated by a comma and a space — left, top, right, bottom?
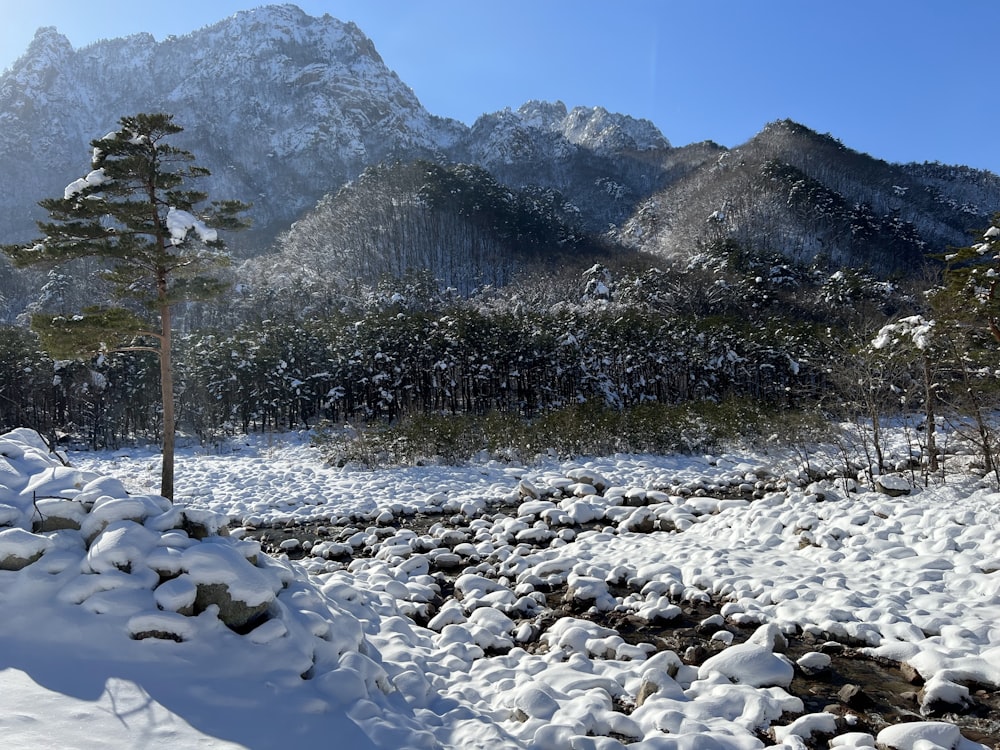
875, 474, 912, 497
0, 527, 52, 570
194, 582, 272, 630
181, 542, 282, 630
32, 498, 87, 532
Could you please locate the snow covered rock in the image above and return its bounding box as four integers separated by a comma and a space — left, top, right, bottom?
698, 623, 794, 688
565, 467, 610, 492
81, 495, 166, 542
875, 474, 912, 497
181, 542, 284, 629
517, 479, 543, 500
773, 712, 837, 743
0, 503, 21, 527
508, 683, 561, 722
876, 721, 989, 749
918, 674, 973, 716
84, 521, 160, 574
31, 497, 87, 531
564, 573, 617, 611
796, 651, 832, 676
127, 611, 196, 642
0, 527, 52, 570
153, 575, 198, 616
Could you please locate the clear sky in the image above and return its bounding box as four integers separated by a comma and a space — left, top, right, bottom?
1, 0, 998, 174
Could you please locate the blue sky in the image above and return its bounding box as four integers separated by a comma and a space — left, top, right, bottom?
2, 1, 998, 173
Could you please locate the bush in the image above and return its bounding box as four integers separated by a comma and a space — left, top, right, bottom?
313, 400, 825, 467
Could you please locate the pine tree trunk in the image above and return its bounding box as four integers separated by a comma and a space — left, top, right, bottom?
159, 295, 175, 501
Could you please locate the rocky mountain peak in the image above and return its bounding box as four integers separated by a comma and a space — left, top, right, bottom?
0, 4, 462, 249
6, 27, 73, 79
561, 105, 670, 153
517, 100, 570, 129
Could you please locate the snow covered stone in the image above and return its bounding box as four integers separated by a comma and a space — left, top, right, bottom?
698, 623, 794, 688
829, 733, 876, 747
517, 479, 543, 500
0, 503, 22, 528
85, 521, 160, 574
876, 720, 989, 749
796, 651, 832, 676
128, 612, 195, 643
0, 527, 52, 570
154, 575, 198, 615
875, 474, 912, 497
564, 573, 617, 611
918, 674, 973, 716
773, 712, 837, 743
81, 496, 162, 542
181, 542, 283, 629
22, 464, 97, 500
74, 476, 129, 508
565, 467, 609, 492
179, 508, 231, 539
634, 594, 682, 624
32, 497, 87, 532
466, 606, 516, 651
508, 683, 560, 721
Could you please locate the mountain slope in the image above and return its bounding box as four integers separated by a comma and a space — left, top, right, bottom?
617, 120, 1000, 274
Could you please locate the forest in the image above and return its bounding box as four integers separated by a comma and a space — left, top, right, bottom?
2, 119, 999, 485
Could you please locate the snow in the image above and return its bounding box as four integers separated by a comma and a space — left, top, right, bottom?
166, 206, 219, 245
0, 428, 996, 748
63, 168, 109, 200
872, 315, 935, 351
876, 721, 985, 750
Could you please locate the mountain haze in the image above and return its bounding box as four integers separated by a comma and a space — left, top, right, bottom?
1, 3, 998, 286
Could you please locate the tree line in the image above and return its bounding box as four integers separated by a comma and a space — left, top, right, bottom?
0, 293, 827, 449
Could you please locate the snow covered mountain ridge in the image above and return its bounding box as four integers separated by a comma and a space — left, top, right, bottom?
0, 2, 996, 275
0, 4, 670, 252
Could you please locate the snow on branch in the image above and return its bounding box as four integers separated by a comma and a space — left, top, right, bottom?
166, 207, 218, 245
871, 315, 935, 351
63, 168, 109, 200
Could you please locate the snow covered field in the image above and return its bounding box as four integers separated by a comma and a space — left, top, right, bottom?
2, 427, 999, 749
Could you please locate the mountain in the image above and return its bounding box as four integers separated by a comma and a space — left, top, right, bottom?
0, 4, 462, 252
1, 3, 998, 295
615, 120, 1000, 275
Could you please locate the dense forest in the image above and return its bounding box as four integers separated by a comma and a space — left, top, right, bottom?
4, 215, 992, 467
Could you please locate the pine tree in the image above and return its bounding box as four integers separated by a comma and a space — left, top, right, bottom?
3, 113, 248, 499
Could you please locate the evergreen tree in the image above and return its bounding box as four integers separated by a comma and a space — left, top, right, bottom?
3, 113, 248, 499
935, 213, 1000, 344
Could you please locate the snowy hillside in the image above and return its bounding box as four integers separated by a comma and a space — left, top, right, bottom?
2, 426, 998, 748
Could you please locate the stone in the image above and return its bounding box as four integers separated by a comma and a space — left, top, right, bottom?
0, 527, 52, 570
32, 498, 86, 532
836, 683, 870, 708
900, 662, 925, 685
636, 678, 659, 707
194, 582, 272, 631
517, 479, 542, 500
875, 474, 912, 497
127, 612, 194, 642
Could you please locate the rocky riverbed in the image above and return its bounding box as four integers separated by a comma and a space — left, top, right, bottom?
243, 485, 1000, 748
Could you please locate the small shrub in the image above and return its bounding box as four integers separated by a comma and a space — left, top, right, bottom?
313, 400, 826, 467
